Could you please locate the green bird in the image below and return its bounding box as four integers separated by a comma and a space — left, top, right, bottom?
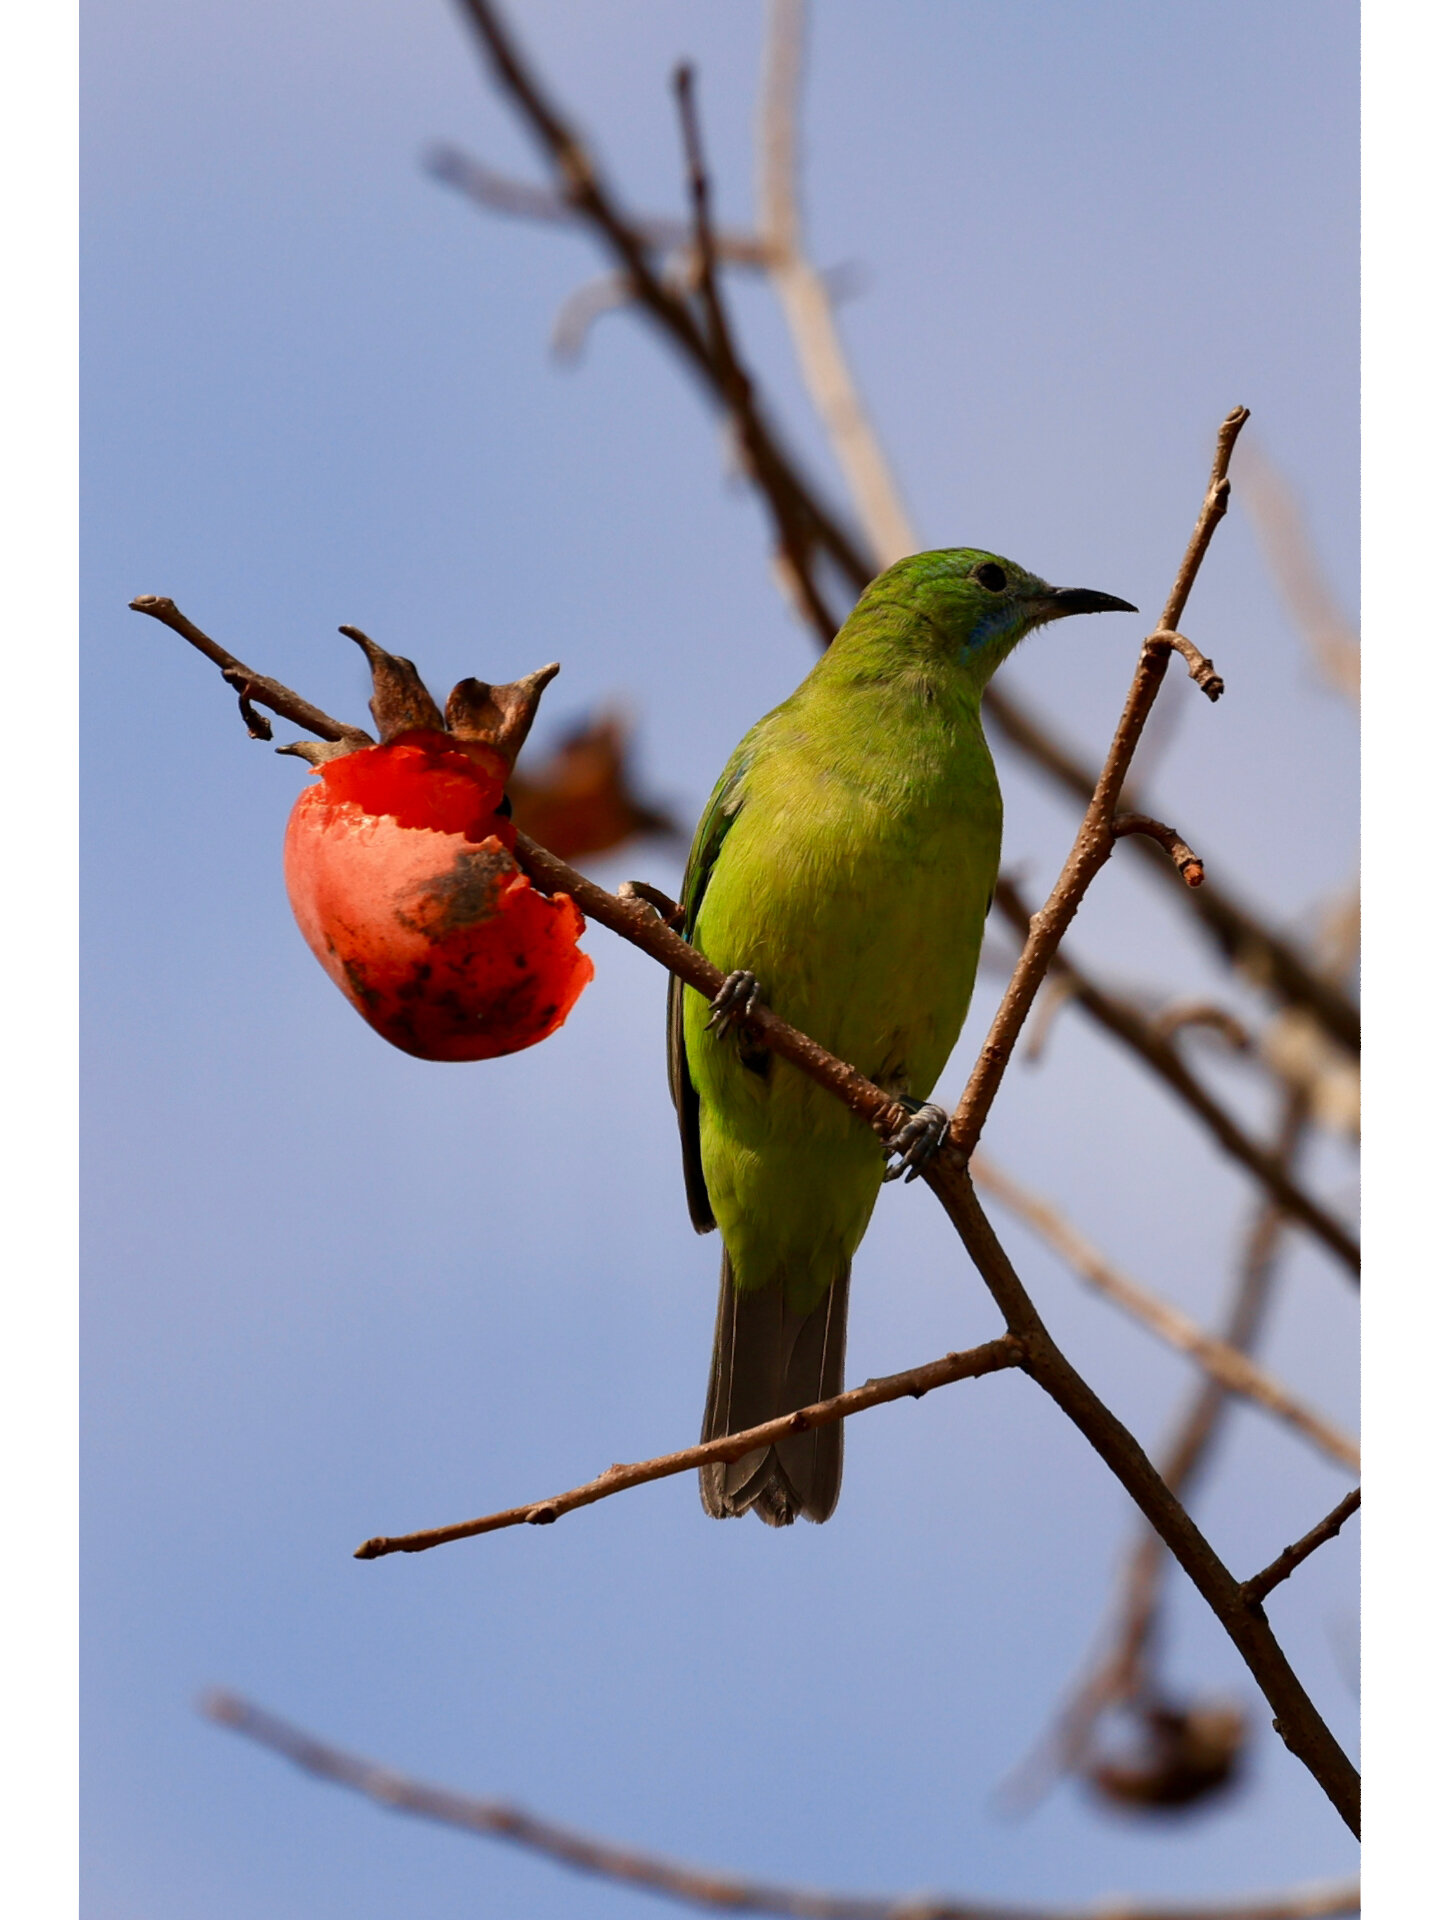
668, 549, 1134, 1526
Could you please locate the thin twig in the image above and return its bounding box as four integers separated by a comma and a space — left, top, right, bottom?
1149, 631, 1225, 701
1021, 975, 1077, 1064
1112, 814, 1205, 887
948, 408, 1248, 1163
969, 1155, 1358, 1471
355, 1337, 1020, 1558
128, 596, 371, 747
376, 779, 1365, 1824
549, 270, 640, 357
201, 1691, 1359, 1920
1242, 1491, 1361, 1609
990, 881, 1360, 1279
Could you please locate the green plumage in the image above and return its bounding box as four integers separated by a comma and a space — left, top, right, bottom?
668, 549, 1133, 1525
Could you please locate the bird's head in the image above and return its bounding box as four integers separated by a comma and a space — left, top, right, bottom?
852, 548, 1136, 692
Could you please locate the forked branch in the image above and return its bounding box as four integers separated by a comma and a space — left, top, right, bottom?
1242, 1490, 1361, 1608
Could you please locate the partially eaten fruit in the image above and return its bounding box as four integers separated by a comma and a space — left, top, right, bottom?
281, 633, 592, 1061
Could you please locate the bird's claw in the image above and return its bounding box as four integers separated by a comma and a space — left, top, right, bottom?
705, 969, 762, 1040
882, 1100, 950, 1183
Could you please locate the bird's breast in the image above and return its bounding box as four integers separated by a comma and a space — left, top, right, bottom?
694, 733, 1001, 1093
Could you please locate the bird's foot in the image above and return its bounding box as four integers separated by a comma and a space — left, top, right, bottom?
705, 969, 763, 1041
882, 1098, 950, 1184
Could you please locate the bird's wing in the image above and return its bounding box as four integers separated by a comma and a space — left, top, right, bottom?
667, 751, 751, 1234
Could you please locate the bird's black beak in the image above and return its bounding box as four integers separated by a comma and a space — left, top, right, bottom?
1040, 586, 1138, 619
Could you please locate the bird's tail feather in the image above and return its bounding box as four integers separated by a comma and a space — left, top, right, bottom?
699, 1250, 849, 1525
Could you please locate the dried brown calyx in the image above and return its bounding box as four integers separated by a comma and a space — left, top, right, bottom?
277, 627, 560, 773
446, 663, 561, 766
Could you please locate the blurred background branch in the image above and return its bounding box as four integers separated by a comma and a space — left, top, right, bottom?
202, 1692, 1360, 1920
970, 1153, 1358, 1473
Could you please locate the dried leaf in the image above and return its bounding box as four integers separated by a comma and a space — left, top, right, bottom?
508, 709, 679, 862
1087, 1701, 1248, 1813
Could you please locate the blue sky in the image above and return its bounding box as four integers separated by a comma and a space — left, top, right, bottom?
84, 4, 1358, 1914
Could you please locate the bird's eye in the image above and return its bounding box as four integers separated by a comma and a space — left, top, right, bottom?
973, 562, 1007, 592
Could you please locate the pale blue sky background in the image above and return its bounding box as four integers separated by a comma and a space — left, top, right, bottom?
84, 3, 1358, 1914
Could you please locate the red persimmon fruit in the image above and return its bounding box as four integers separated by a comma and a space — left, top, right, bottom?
283, 649, 593, 1061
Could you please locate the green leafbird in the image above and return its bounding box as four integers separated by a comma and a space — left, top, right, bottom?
668, 549, 1134, 1526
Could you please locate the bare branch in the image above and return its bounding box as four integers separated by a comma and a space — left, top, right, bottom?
991, 879, 1359, 1278
512, 832, 911, 1150
202, 1691, 1359, 1920
141, 625, 1359, 1825
412, 782, 1376, 1826
354, 1337, 1020, 1559
969, 1155, 1358, 1471
1242, 1490, 1361, 1608
948, 409, 1246, 1163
